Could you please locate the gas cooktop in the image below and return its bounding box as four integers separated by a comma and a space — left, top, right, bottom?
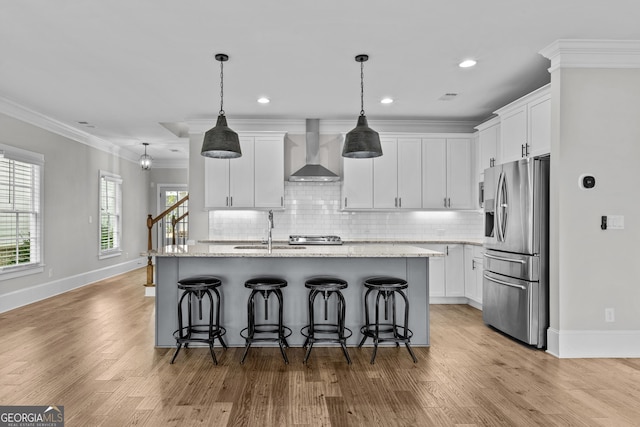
288, 235, 343, 245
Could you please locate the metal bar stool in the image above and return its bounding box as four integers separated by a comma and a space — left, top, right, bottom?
171, 275, 227, 364
300, 277, 352, 364
240, 277, 291, 364
358, 276, 417, 364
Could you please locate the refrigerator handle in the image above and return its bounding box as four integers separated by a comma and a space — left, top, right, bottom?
484, 253, 526, 264
496, 171, 505, 242
483, 273, 526, 290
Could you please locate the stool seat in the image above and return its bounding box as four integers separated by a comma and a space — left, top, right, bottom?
364, 276, 408, 290
244, 277, 287, 291
171, 275, 226, 365
305, 277, 348, 291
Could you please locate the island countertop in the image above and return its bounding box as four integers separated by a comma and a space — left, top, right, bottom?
153, 242, 445, 258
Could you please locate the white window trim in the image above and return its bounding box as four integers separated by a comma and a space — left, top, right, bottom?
98, 170, 122, 260
0, 142, 44, 280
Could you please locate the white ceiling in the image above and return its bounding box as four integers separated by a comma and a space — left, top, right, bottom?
1, 1, 640, 163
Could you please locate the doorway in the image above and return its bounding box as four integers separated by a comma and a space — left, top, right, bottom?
156, 185, 188, 247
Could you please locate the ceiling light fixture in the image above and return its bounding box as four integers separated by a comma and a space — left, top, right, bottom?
201, 53, 242, 159
342, 54, 382, 159
459, 59, 477, 68
380, 97, 394, 104
139, 143, 152, 170
257, 97, 270, 104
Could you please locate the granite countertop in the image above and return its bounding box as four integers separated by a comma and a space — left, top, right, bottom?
152, 242, 446, 258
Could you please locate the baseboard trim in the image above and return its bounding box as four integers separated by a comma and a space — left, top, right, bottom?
546, 327, 640, 358
0, 258, 145, 313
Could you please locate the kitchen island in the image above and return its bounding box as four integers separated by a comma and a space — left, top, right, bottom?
153, 242, 443, 348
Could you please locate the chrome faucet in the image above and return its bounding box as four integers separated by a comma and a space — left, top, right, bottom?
267, 210, 274, 253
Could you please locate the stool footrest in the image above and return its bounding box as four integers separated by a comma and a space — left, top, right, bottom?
359, 323, 413, 342
300, 324, 353, 340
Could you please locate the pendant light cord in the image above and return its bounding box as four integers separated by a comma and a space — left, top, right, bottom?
360, 60, 365, 116
219, 59, 225, 115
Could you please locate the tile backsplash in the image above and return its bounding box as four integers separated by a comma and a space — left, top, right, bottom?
209, 182, 483, 241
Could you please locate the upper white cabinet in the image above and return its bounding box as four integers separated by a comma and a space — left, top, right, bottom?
475, 117, 500, 175
342, 156, 373, 209
496, 84, 551, 163
422, 138, 472, 209
373, 138, 422, 209
204, 133, 285, 209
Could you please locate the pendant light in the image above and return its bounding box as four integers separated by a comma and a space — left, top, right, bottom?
201, 53, 242, 159
139, 142, 152, 170
342, 54, 382, 158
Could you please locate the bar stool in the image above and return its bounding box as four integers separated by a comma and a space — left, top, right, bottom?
358, 276, 417, 364
171, 275, 227, 364
300, 277, 352, 364
240, 277, 291, 364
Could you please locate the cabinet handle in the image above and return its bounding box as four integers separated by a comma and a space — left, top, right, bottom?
229, 196, 233, 207
447, 198, 451, 208
443, 197, 447, 208
395, 197, 398, 208
521, 144, 525, 158
525, 143, 530, 157
446, 246, 449, 256
225, 196, 229, 207
399, 197, 402, 208
281, 196, 284, 207
472, 259, 476, 270
344, 197, 348, 208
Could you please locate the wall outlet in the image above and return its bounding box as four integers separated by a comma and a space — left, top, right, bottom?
605, 308, 615, 322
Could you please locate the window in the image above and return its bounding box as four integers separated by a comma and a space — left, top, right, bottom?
99, 171, 122, 259
0, 144, 44, 279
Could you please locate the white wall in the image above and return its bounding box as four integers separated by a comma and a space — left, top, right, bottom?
0, 112, 151, 311
549, 67, 640, 357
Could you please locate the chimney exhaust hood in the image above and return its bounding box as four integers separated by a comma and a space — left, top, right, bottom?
289, 119, 340, 182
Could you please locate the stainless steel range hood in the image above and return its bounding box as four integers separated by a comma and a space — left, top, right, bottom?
289, 119, 340, 182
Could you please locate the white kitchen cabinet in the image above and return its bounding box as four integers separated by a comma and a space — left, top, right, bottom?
204, 133, 284, 209
342, 157, 373, 209
464, 245, 484, 309
254, 136, 284, 208
422, 138, 472, 209
422, 244, 465, 301
373, 138, 422, 209
476, 118, 500, 175
496, 84, 550, 163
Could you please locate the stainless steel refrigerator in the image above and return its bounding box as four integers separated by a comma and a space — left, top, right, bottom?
483, 156, 550, 348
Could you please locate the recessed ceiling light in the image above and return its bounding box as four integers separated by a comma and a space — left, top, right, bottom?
459, 59, 477, 68
257, 97, 270, 104
380, 97, 394, 104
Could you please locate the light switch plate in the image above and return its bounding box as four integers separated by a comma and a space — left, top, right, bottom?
607, 215, 624, 230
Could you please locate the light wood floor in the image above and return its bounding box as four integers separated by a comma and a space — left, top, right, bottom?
1, 269, 639, 426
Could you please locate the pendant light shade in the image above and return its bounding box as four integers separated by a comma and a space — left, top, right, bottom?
139, 143, 152, 170
342, 54, 382, 159
201, 53, 242, 159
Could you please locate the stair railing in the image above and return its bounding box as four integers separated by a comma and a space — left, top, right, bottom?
145, 194, 189, 288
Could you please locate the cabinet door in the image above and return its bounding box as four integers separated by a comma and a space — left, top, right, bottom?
204, 157, 230, 208
228, 137, 255, 208
422, 138, 447, 209
254, 136, 284, 208
444, 244, 465, 297
343, 157, 373, 209
446, 139, 472, 209
397, 138, 422, 209
479, 124, 499, 173
373, 138, 398, 209
500, 106, 527, 163
425, 245, 446, 298
528, 96, 551, 158
464, 245, 477, 300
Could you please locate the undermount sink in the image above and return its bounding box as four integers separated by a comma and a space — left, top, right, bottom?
233, 245, 306, 250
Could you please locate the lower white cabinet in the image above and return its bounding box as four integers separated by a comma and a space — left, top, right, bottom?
422, 244, 465, 300
464, 245, 484, 309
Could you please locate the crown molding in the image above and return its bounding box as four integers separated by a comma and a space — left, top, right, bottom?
540, 39, 640, 73
0, 95, 143, 164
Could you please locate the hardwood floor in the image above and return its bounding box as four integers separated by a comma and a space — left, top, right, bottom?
1, 268, 639, 426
